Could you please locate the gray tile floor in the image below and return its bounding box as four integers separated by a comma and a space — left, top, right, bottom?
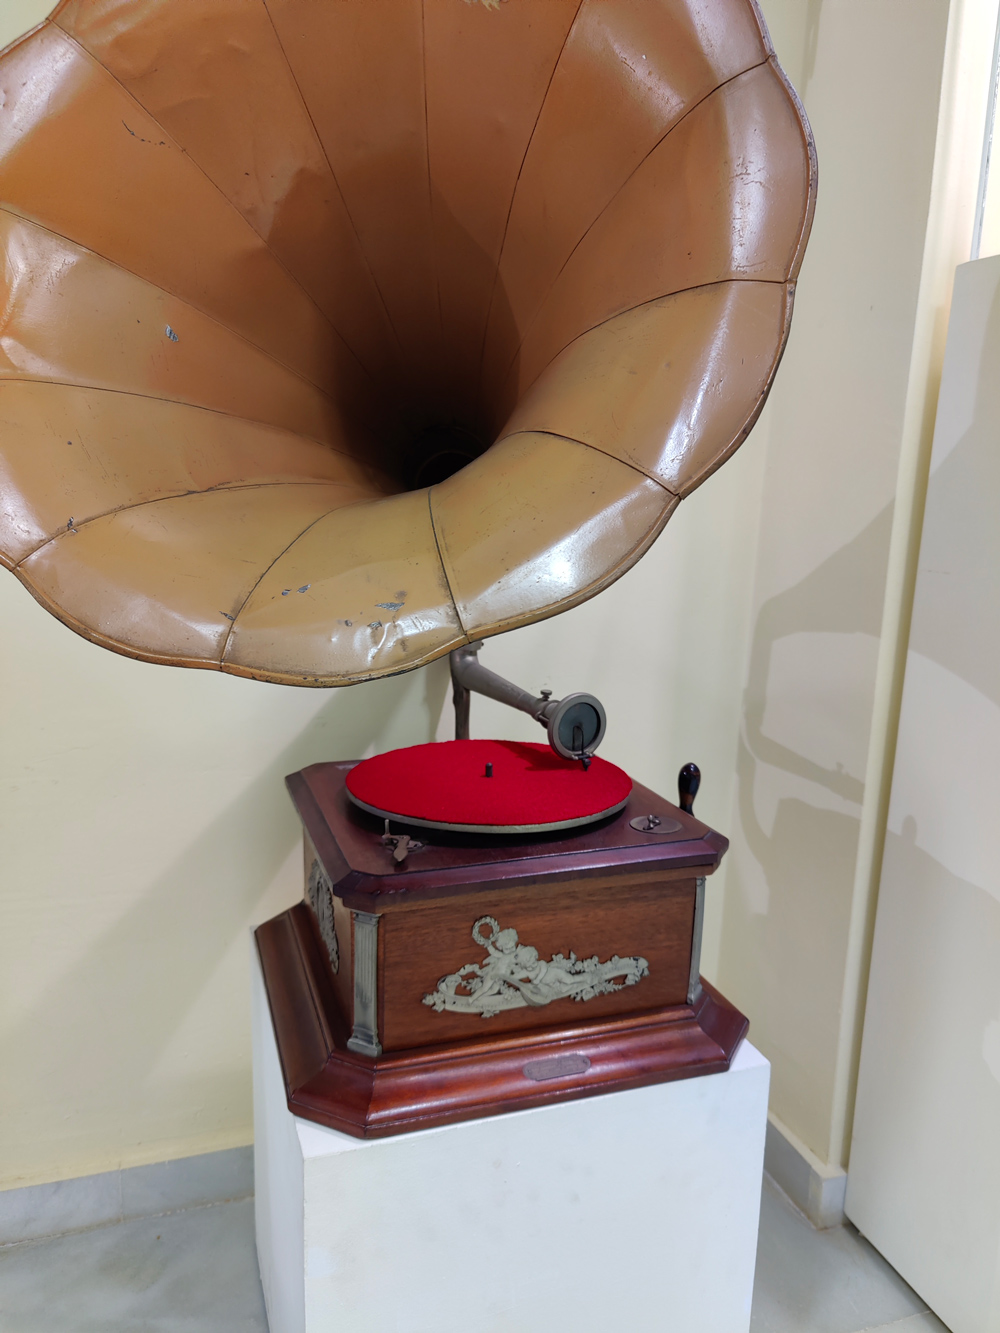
0, 1198, 267, 1333
0, 1174, 949, 1333
752, 1176, 948, 1333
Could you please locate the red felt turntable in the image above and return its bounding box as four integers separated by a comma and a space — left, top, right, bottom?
346, 740, 633, 834
255, 642, 746, 1139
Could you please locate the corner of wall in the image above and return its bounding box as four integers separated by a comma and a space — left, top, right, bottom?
765, 1112, 847, 1230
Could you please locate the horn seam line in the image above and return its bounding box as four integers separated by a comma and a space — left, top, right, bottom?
496, 429, 679, 495
501, 275, 791, 404
219, 502, 354, 665
2, 567, 231, 671
259, 0, 406, 361
476, 0, 586, 405
0, 375, 370, 466
4, 551, 472, 682
0, 205, 366, 417
13, 481, 366, 571
675, 280, 797, 500
489, 55, 773, 393
0, 372, 376, 468
452, 492, 681, 646
49, 20, 386, 387
426, 487, 470, 643
421, 0, 443, 338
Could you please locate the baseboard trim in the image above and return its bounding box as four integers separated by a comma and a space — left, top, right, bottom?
2, 1116, 842, 1243
0, 1145, 253, 1247
764, 1113, 846, 1229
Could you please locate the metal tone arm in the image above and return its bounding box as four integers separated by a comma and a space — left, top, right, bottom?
450, 642, 607, 762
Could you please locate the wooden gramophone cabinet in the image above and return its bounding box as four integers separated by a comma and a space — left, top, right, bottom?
255, 761, 747, 1139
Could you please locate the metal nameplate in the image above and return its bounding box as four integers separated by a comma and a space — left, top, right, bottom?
522, 1054, 592, 1082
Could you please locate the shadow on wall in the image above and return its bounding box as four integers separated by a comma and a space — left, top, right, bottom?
719, 274, 1000, 1153
905, 280, 1000, 704
801, 0, 825, 97
721, 274, 1000, 915
0, 659, 450, 1164
741, 503, 892, 804
718, 487, 893, 1140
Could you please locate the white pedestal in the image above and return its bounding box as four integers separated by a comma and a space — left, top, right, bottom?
252, 944, 769, 1333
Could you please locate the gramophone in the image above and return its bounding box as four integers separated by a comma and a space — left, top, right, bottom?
0, 0, 815, 1137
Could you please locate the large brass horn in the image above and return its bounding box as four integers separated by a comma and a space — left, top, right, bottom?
0, 0, 816, 686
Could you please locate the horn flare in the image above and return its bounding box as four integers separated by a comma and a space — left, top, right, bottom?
0, 0, 816, 685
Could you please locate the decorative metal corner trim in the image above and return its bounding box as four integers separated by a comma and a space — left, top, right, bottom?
424, 915, 649, 1019
306, 859, 339, 975
687, 876, 706, 1005
348, 910, 382, 1056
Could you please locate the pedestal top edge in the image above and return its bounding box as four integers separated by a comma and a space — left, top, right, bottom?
290, 1037, 766, 1160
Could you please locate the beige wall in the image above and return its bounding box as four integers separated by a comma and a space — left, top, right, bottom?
0, 568, 451, 1189
0, 0, 994, 1190
717, 0, 950, 1164
716, 0, 998, 1171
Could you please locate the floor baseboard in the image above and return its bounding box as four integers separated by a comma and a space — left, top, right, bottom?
0, 1145, 253, 1247
2, 1115, 844, 1245
764, 1113, 847, 1229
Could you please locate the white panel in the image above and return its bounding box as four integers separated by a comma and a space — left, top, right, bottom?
252, 949, 770, 1333
847, 254, 1000, 1333
252, 944, 306, 1333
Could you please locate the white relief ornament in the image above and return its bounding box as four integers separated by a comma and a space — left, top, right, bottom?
307, 859, 339, 974
423, 916, 649, 1018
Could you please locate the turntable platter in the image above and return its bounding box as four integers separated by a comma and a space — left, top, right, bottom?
345, 739, 632, 834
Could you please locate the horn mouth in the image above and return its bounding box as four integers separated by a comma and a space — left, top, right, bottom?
0, 2, 816, 686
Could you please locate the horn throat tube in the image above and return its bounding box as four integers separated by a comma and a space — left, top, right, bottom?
449, 642, 606, 763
